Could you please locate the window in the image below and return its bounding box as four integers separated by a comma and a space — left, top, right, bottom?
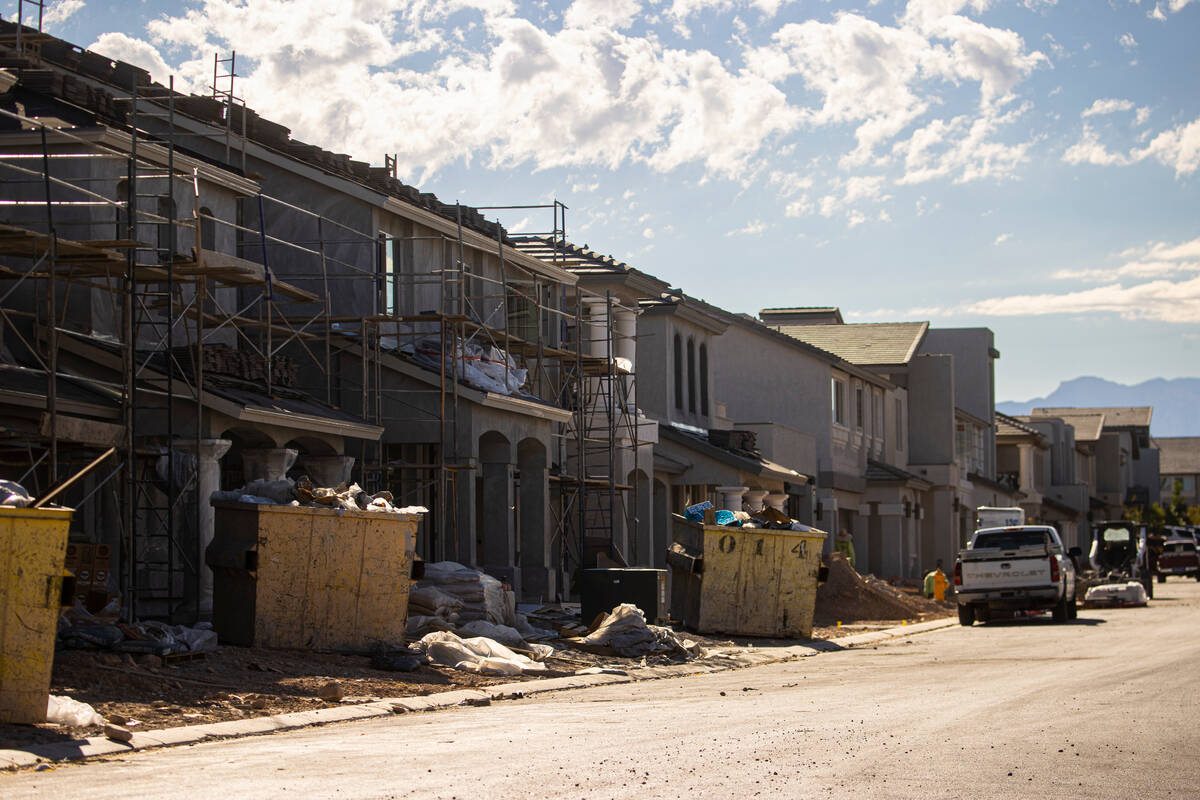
699, 343, 709, 416
895, 398, 904, 451
855, 386, 864, 429
686, 337, 696, 413
673, 334, 683, 410
831, 378, 846, 426
157, 195, 176, 254
507, 286, 538, 342
378, 233, 395, 316
199, 206, 216, 251
873, 389, 884, 442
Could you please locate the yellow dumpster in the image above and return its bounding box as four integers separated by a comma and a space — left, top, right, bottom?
208, 501, 420, 651
668, 514, 826, 638
0, 506, 72, 723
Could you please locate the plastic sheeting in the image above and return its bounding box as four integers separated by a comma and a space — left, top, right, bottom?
0, 479, 32, 507
414, 631, 547, 676
573, 604, 700, 660
410, 337, 528, 396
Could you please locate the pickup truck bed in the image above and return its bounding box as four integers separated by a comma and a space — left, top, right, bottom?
1157, 539, 1200, 582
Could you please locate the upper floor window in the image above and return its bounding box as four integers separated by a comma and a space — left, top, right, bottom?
673, 334, 683, 410
873, 389, 884, 442
832, 378, 846, 426
686, 337, 696, 413
378, 233, 395, 316
855, 386, 864, 429
199, 206, 216, 251
895, 398, 905, 451
699, 343, 709, 416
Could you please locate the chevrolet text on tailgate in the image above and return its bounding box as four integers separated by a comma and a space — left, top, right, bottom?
954, 525, 1078, 626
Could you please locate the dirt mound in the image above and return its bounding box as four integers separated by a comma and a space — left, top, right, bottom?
814, 552, 947, 625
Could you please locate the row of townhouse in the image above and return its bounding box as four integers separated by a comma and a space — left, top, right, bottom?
995, 406, 1164, 549
0, 24, 1168, 630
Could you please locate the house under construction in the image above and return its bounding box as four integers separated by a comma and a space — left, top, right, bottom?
0, 18, 654, 622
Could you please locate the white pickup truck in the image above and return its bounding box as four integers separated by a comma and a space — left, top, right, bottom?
954, 525, 1079, 625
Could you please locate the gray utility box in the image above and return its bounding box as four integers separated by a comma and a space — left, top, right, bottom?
580, 568, 667, 626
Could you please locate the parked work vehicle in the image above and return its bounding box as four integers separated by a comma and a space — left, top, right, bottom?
1156, 537, 1200, 582
975, 506, 1025, 530
1089, 520, 1154, 600
954, 525, 1079, 625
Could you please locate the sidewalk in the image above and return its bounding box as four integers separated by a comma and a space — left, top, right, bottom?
0, 617, 957, 771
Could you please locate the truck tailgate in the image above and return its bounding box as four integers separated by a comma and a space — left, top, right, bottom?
960, 546, 1051, 589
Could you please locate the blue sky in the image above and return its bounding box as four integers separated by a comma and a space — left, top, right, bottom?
16, 0, 1200, 402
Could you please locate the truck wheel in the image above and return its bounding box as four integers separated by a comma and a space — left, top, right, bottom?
957, 604, 975, 626
1146, 578, 1154, 599
1157, 574, 1166, 583
1067, 595, 1078, 620
1052, 594, 1069, 623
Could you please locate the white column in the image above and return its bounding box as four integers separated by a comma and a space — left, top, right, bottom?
743, 489, 769, 513
613, 309, 637, 411
183, 438, 231, 618
765, 492, 788, 513
716, 485, 748, 512
587, 300, 610, 359
301, 455, 355, 487
241, 447, 299, 482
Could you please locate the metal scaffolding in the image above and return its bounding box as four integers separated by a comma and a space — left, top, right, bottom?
0, 18, 644, 614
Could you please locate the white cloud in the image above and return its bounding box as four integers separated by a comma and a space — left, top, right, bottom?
959, 235, 1200, 322
962, 277, 1200, 323
563, 0, 643, 30
88, 32, 181, 87
43, 0, 85, 28
1117, 32, 1138, 50
642, 227, 655, 238
88, 0, 1048, 221
1067, 117, 1200, 176
1081, 98, 1134, 118
994, 232, 1011, 245
725, 219, 768, 236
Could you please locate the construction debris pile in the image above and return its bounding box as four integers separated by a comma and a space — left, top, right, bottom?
407, 336, 528, 396
210, 476, 426, 514
814, 552, 947, 626
200, 343, 298, 387
57, 601, 218, 659
0, 479, 32, 507
684, 500, 818, 531
568, 604, 700, 660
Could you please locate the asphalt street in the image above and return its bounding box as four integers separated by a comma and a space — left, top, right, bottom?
8, 579, 1200, 799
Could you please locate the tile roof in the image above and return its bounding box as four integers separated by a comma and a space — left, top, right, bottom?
995, 411, 1040, 438
1033, 406, 1153, 429
766, 321, 928, 366
1029, 411, 1105, 442
864, 459, 930, 486
1155, 437, 1200, 474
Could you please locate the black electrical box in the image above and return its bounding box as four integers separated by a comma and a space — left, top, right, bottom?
580, 568, 668, 626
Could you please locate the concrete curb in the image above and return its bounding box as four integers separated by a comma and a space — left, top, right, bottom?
0, 616, 958, 770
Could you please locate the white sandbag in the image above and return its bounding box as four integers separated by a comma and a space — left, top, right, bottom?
406, 614, 456, 637
415, 631, 546, 676
458, 620, 525, 648
515, 613, 556, 640
46, 694, 104, 727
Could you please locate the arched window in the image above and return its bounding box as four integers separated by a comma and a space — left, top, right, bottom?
687, 337, 696, 413
673, 333, 683, 410
699, 342, 709, 416
156, 195, 176, 254
199, 206, 216, 251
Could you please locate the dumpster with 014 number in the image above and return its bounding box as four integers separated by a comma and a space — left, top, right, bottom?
668, 514, 826, 638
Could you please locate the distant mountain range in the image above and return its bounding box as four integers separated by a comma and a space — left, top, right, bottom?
998, 376, 1200, 438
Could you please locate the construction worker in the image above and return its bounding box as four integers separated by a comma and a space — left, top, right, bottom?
924, 559, 948, 601
835, 528, 856, 567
